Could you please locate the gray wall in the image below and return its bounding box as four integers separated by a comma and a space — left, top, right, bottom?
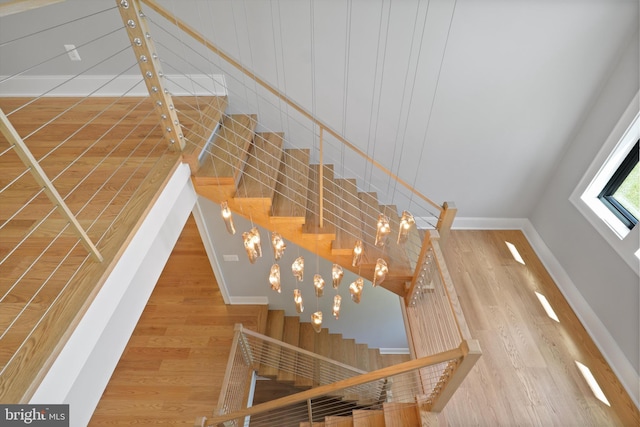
196, 197, 409, 350
531, 36, 639, 374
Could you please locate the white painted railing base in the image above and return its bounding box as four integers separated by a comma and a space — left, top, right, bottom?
30, 164, 197, 427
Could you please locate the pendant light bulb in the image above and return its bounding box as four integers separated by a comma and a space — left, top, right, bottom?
311, 311, 323, 333
220, 201, 236, 235
293, 288, 304, 313
332, 264, 344, 289
397, 210, 415, 244
375, 213, 391, 247
292, 256, 304, 282
242, 227, 262, 263
352, 240, 363, 267
332, 294, 342, 319
269, 263, 281, 293
349, 277, 364, 304
373, 258, 388, 287
313, 274, 325, 297
271, 231, 286, 260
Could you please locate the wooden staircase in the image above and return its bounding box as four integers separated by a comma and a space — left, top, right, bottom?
252, 310, 425, 427
182, 97, 424, 298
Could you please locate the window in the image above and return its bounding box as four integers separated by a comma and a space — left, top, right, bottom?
597, 139, 639, 230
570, 93, 639, 275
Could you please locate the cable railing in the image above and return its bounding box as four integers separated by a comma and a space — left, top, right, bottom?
135, 0, 457, 299
0, 0, 476, 411
203, 323, 476, 427
0, 1, 221, 402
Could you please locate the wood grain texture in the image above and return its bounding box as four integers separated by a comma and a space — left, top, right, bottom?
438, 229, 638, 426
0, 96, 211, 402
90, 216, 267, 426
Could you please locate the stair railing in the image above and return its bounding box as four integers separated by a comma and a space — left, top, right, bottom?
137, 0, 458, 238
403, 229, 482, 411
208, 323, 473, 427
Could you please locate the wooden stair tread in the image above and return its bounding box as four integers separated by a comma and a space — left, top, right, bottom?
380, 205, 411, 271
196, 114, 257, 185
295, 322, 316, 388
332, 178, 363, 254
303, 164, 336, 235
259, 309, 285, 378
325, 416, 354, 427
382, 402, 420, 427
277, 316, 300, 383
353, 409, 385, 427
271, 148, 310, 221
355, 343, 370, 372
181, 96, 228, 172
236, 132, 284, 201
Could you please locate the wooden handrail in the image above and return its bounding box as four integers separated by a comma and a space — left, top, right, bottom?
430, 230, 472, 341
0, 108, 103, 262
206, 344, 465, 426
140, 0, 444, 214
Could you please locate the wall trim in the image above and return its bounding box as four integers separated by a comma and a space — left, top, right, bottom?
192, 198, 231, 305
29, 164, 197, 426
453, 216, 639, 408
0, 74, 227, 97
379, 348, 411, 355
229, 296, 270, 305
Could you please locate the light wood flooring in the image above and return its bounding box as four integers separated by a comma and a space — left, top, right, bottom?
91, 221, 638, 425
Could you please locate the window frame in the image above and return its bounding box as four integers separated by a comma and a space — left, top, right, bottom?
570, 93, 639, 275
597, 139, 639, 229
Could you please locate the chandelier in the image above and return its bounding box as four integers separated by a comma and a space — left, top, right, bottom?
222, 202, 419, 332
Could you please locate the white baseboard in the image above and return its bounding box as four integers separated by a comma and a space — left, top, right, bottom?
454, 216, 639, 408
0, 74, 227, 97
229, 296, 270, 305
379, 348, 410, 355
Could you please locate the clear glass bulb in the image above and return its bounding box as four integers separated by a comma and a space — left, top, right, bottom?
293, 288, 304, 313
271, 231, 286, 260
269, 263, 281, 293
220, 201, 236, 235
332, 264, 344, 289
397, 210, 415, 244
352, 240, 363, 267
332, 294, 342, 319
375, 213, 391, 246
311, 311, 323, 333
373, 258, 388, 287
349, 277, 364, 303
292, 256, 304, 282
313, 274, 325, 297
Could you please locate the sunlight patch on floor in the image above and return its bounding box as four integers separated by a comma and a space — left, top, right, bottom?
535, 291, 559, 322
575, 361, 611, 406
505, 241, 525, 264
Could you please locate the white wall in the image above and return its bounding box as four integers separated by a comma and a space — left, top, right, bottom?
530, 34, 639, 401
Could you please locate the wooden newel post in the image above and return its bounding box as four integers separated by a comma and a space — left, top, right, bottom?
429, 339, 482, 413
436, 201, 457, 245
116, 0, 184, 151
